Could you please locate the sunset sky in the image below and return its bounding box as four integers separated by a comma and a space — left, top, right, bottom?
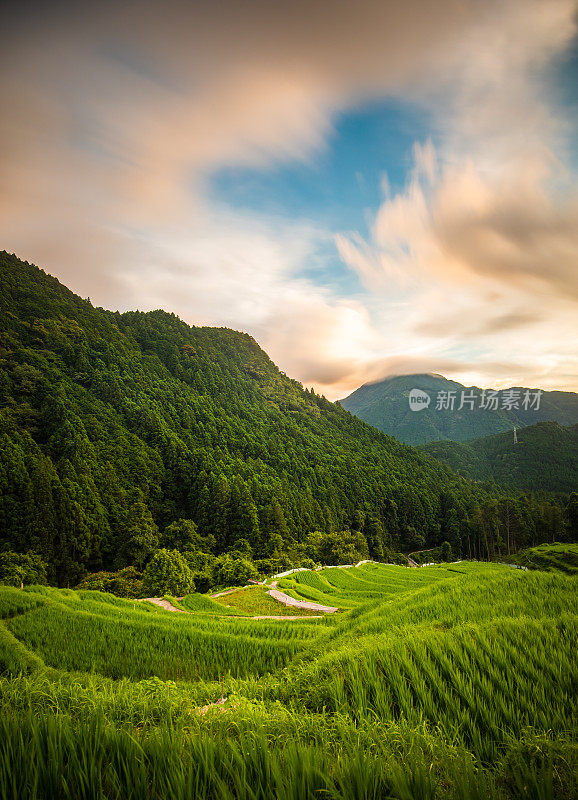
2, 0, 578, 399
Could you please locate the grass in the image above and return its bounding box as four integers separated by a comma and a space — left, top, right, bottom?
508, 542, 578, 575
180, 593, 250, 615
211, 586, 321, 616
7, 599, 320, 681
0, 545, 576, 798
277, 561, 468, 609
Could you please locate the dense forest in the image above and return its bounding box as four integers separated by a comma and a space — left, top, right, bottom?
341, 373, 578, 445
421, 421, 578, 492
0, 252, 575, 587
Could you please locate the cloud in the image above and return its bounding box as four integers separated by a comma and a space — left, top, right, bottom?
334, 0, 578, 394
337, 141, 578, 395
2, 0, 506, 224
341, 152, 578, 296
1, 0, 578, 398
109, 209, 383, 398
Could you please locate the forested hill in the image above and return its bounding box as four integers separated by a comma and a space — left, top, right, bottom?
341, 374, 578, 445
420, 422, 578, 493
1, 251, 489, 584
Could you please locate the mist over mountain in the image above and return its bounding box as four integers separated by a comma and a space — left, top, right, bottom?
340, 374, 578, 445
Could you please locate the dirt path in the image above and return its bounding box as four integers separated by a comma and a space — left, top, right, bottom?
212, 580, 277, 598
138, 597, 321, 620
267, 589, 338, 613
140, 598, 186, 613
250, 614, 322, 620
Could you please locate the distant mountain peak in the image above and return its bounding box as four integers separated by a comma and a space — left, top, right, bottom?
340, 373, 578, 445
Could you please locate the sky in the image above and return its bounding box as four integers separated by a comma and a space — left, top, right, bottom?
2, 0, 578, 400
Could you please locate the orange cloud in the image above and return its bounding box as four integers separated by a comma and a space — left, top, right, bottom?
1, 0, 577, 398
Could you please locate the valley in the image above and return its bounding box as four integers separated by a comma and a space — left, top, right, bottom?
1, 253, 576, 799
4, 2, 578, 795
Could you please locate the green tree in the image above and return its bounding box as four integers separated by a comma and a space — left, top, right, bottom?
303, 530, 368, 565
264, 499, 289, 540
142, 549, 195, 596
161, 518, 213, 551
212, 554, 258, 587
228, 480, 260, 553
565, 493, 578, 540
405, 527, 426, 553
0, 550, 48, 586
363, 514, 385, 559
118, 500, 160, 570
75, 566, 143, 598
229, 538, 253, 559
191, 569, 213, 593
440, 541, 453, 562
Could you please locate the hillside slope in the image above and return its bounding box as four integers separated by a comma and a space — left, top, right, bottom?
1, 563, 576, 798
340, 374, 578, 445
0, 252, 481, 584
420, 421, 578, 492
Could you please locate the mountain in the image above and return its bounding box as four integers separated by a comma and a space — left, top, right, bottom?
420, 421, 578, 493
340, 374, 578, 445
1, 252, 489, 585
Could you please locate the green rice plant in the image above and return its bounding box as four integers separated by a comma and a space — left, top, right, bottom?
0, 561, 575, 798
212, 586, 322, 616
0, 623, 45, 675
8, 615, 278, 681
282, 612, 577, 763
180, 593, 249, 615
0, 587, 46, 619
276, 578, 358, 609
3, 706, 570, 799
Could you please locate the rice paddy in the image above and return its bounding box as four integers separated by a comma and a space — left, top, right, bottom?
0, 550, 576, 798
210, 586, 322, 616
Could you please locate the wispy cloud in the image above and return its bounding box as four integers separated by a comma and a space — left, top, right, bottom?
1, 0, 577, 398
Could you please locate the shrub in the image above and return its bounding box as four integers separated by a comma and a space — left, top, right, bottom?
212, 555, 258, 587
142, 550, 195, 596
304, 530, 369, 565
254, 557, 292, 576
0, 551, 47, 587
441, 541, 454, 562
298, 557, 317, 570
161, 519, 215, 552
75, 567, 143, 598
191, 570, 213, 594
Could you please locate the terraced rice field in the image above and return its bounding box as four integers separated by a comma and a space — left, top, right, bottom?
277, 560, 471, 607
0, 552, 576, 798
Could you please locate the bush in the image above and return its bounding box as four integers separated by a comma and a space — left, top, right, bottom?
229, 538, 253, 559
304, 530, 369, 565
298, 557, 317, 570
441, 541, 454, 562
254, 557, 292, 576
75, 567, 143, 598
161, 519, 215, 552
142, 550, 195, 596
212, 555, 258, 587
0, 551, 47, 587
386, 550, 409, 566
191, 570, 213, 594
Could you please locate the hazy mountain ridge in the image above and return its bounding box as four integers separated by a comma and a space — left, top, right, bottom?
341, 374, 578, 445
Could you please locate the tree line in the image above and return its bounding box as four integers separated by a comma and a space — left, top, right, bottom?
0, 252, 575, 589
